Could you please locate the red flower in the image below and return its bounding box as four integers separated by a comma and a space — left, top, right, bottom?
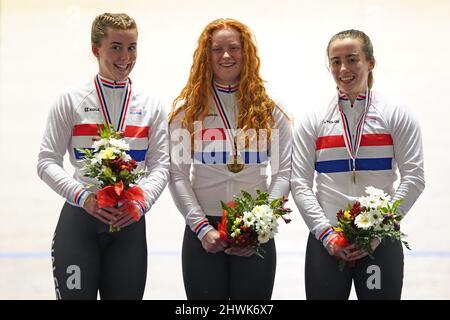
350, 202, 362, 218
108, 157, 138, 175
218, 218, 228, 241
97, 181, 145, 221
97, 181, 124, 208
334, 232, 350, 247
218, 201, 236, 241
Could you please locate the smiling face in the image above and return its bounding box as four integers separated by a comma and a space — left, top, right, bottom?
328, 37, 375, 100
210, 27, 243, 85
92, 27, 137, 81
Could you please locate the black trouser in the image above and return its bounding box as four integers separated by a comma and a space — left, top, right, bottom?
182, 216, 276, 300
51, 202, 147, 300
305, 232, 404, 300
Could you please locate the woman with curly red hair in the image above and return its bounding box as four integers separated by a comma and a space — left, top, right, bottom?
169, 18, 292, 299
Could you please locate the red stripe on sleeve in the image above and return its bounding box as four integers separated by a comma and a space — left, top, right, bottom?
194, 220, 208, 232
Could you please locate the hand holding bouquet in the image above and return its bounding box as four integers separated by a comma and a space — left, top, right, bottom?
78, 124, 146, 232
218, 190, 291, 257
332, 186, 410, 268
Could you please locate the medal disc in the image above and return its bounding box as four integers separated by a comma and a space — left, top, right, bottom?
227, 155, 244, 173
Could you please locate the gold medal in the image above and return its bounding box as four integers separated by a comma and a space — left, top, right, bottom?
227, 155, 244, 173
338, 89, 371, 187
211, 83, 245, 173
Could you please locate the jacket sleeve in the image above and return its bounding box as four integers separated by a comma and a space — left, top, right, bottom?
268, 105, 293, 201
37, 93, 92, 207
168, 113, 213, 240
290, 111, 332, 239
137, 98, 171, 213
389, 103, 425, 215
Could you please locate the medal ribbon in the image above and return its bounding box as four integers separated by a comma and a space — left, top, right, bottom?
211, 83, 238, 156
338, 89, 372, 173
94, 75, 132, 131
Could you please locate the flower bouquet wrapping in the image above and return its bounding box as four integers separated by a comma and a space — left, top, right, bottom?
78, 124, 145, 232
333, 186, 410, 269
218, 190, 291, 257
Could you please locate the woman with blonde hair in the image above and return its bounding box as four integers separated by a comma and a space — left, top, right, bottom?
37, 13, 170, 299
169, 18, 292, 299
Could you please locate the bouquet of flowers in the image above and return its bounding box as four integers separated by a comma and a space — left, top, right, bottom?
333, 186, 410, 268
218, 190, 291, 257
78, 124, 145, 232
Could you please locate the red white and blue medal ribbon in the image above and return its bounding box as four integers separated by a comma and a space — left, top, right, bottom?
338, 89, 372, 183
211, 84, 237, 156
94, 75, 132, 131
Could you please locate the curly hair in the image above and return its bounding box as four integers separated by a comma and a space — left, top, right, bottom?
91, 13, 138, 47
169, 18, 276, 143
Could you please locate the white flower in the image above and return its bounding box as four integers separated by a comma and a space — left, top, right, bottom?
369, 208, 384, 228
251, 205, 271, 218
365, 186, 385, 198
269, 221, 279, 236
359, 195, 390, 210
243, 211, 255, 228
257, 230, 271, 244
255, 218, 267, 231
271, 220, 278, 229
109, 138, 130, 151
95, 152, 103, 163
379, 196, 391, 209
92, 138, 108, 151
355, 211, 375, 229
359, 196, 374, 209
375, 221, 392, 231
121, 153, 132, 161
362, 186, 391, 209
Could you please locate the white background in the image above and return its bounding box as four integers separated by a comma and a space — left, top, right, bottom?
1, 0, 449, 299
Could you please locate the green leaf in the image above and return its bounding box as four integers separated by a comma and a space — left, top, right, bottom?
392, 199, 403, 211
221, 200, 230, 210
380, 207, 389, 213
270, 198, 282, 209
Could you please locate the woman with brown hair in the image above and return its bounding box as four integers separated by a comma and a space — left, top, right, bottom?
291, 29, 425, 299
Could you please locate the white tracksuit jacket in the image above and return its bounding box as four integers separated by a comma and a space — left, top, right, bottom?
37, 75, 170, 212
169, 83, 292, 239
291, 90, 425, 239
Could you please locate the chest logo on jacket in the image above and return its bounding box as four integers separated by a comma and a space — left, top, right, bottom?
84, 106, 100, 113
323, 119, 340, 125
129, 106, 144, 115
